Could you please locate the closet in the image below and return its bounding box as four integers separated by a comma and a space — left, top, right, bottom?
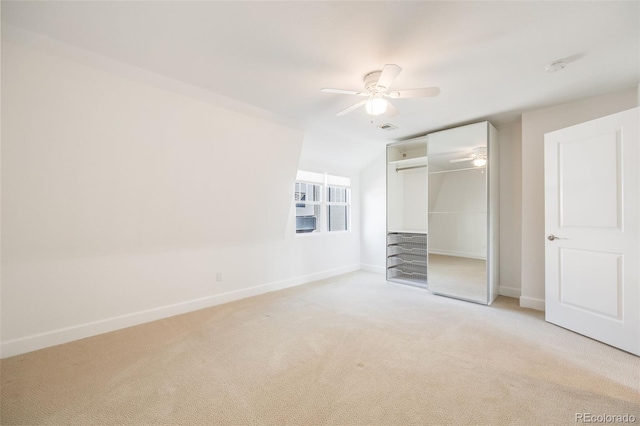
386, 122, 499, 305
386, 136, 428, 287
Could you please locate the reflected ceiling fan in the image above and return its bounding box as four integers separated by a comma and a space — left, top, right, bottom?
450, 147, 487, 167
321, 64, 440, 117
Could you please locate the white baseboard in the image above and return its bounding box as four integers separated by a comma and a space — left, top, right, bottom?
498, 286, 521, 298
360, 264, 385, 274
0, 264, 359, 359
520, 296, 545, 311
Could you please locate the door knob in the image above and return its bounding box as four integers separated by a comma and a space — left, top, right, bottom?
547, 234, 565, 241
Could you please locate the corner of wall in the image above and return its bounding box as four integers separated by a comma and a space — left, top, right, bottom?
519, 296, 545, 311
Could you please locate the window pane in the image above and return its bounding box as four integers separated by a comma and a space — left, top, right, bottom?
295, 181, 321, 233
296, 204, 321, 233
327, 186, 348, 203
295, 182, 321, 203
294, 176, 349, 235
327, 205, 348, 231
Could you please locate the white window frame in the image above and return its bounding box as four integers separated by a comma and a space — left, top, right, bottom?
326, 184, 350, 233
294, 180, 323, 234
294, 171, 351, 235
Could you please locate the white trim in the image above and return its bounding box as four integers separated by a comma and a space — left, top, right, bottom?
360, 264, 385, 274
0, 264, 359, 359
294, 231, 323, 237
520, 296, 545, 311
498, 286, 521, 298
296, 170, 325, 184
326, 174, 351, 187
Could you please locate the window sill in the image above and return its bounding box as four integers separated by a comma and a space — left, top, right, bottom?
295, 230, 351, 237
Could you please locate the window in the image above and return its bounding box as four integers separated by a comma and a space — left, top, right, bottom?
294, 171, 350, 234
294, 181, 322, 233
327, 186, 349, 231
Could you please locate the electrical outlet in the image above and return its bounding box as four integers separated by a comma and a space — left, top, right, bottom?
216, 273, 223, 282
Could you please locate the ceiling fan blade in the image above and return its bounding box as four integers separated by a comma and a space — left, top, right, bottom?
385, 101, 398, 117
336, 99, 367, 116
376, 64, 402, 90
388, 87, 441, 99
449, 157, 474, 163
321, 88, 368, 96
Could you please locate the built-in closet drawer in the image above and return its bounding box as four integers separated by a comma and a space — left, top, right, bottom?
386, 232, 428, 288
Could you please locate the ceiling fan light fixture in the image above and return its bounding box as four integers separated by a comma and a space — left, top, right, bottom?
365, 97, 387, 115
473, 157, 487, 167
322, 64, 440, 117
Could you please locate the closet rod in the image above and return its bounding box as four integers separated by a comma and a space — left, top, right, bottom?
429, 166, 485, 175
396, 164, 428, 172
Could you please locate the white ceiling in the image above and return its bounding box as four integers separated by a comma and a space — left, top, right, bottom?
3, 1, 639, 172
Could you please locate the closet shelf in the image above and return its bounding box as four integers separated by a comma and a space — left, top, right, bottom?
387, 267, 428, 277
388, 156, 428, 168
387, 246, 427, 254
387, 233, 427, 244
387, 256, 428, 267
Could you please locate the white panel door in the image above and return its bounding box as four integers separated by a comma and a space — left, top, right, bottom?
544, 107, 639, 356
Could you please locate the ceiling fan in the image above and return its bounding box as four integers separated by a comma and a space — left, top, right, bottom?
449, 147, 487, 167
321, 64, 440, 117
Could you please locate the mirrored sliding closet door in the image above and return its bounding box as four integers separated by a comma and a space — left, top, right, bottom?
386, 121, 499, 305
427, 122, 499, 304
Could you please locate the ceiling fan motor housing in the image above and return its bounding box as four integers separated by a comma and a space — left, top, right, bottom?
473, 147, 487, 158
364, 70, 384, 93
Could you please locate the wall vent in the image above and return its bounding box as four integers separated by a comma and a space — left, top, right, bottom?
378, 123, 398, 131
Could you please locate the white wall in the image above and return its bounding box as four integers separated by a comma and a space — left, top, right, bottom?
497, 123, 522, 298
402, 168, 428, 231
359, 152, 386, 273
1, 40, 360, 357
520, 88, 637, 310
298, 130, 384, 178
386, 164, 428, 233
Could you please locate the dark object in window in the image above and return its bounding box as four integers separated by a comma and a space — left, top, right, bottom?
296, 216, 317, 233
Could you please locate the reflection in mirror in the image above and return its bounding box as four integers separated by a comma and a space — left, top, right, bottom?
427, 125, 488, 303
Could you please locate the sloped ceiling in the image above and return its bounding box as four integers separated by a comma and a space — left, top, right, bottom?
2, 1, 639, 172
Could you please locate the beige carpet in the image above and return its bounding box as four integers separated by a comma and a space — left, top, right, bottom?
1, 271, 639, 425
